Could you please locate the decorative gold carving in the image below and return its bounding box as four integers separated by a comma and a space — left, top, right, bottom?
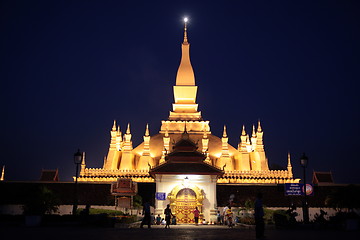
77, 23, 300, 185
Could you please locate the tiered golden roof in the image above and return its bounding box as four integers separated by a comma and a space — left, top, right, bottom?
78, 21, 299, 184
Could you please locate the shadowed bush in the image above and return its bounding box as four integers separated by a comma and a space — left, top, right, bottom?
77, 208, 123, 216
273, 210, 289, 228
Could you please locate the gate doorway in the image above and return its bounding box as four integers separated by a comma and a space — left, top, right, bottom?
168, 185, 204, 224
174, 188, 198, 224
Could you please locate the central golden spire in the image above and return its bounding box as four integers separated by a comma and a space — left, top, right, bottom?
175, 17, 195, 86
169, 18, 201, 121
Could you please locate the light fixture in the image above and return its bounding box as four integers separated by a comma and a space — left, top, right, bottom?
74, 149, 83, 164
300, 153, 308, 168
300, 152, 309, 224
72, 149, 83, 215
183, 176, 190, 188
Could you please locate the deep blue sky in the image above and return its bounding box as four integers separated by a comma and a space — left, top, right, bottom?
1, 1, 359, 183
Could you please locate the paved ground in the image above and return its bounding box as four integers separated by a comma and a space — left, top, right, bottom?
0, 224, 358, 240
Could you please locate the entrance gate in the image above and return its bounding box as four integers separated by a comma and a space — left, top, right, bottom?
168, 185, 204, 224
174, 188, 197, 224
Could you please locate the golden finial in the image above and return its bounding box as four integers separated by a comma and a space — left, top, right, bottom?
242, 125, 246, 136
223, 125, 227, 138
126, 123, 131, 134
112, 120, 117, 131
145, 123, 150, 137
287, 152, 292, 167
257, 119, 262, 132
82, 152, 86, 165
1, 165, 4, 181
183, 17, 188, 44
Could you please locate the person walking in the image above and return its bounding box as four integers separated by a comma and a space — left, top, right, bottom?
193, 206, 200, 226
164, 204, 174, 228
140, 201, 151, 228
254, 193, 265, 239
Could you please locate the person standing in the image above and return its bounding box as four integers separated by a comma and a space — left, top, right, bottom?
222, 205, 229, 226
164, 204, 174, 228
225, 207, 233, 227
150, 213, 155, 225
140, 201, 151, 228
193, 206, 200, 226
254, 193, 265, 239
217, 210, 223, 225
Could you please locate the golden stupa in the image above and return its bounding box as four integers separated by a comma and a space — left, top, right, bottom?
78, 20, 299, 185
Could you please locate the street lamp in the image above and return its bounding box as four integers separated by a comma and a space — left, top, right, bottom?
72, 149, 83, 215
300, 153, 309, 224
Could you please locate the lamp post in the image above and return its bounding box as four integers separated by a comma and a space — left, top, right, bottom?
72, 149, 83, 216
300, 153, 309, 224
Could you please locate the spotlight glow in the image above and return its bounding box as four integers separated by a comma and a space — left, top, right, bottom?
184, 17, 188, 23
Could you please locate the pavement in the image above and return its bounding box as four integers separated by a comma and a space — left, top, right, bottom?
0, 224, 358, 240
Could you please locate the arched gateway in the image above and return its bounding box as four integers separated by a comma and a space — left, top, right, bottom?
175, 188, 197, 223
167, 185, 205, 223
150, 130, 223, 223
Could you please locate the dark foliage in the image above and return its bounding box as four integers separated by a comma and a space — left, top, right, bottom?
22, 186, 60, 215
325, 184, 360, 211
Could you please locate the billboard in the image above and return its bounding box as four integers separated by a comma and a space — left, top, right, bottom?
285, 183, 314, 196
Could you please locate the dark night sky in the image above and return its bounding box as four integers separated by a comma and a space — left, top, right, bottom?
1, 1, 359, 183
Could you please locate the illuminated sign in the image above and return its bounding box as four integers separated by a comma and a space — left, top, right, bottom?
285, 183, 314, 196
156, 192, 166, 200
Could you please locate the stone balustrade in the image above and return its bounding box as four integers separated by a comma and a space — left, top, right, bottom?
219, 169, 300, 184
78, 167, 299, 184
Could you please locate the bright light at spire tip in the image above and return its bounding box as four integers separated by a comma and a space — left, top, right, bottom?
184, 17, 188, 23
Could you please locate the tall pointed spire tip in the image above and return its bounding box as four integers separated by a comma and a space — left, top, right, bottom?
242, 125, 246, 136
223, 125, 227, 138
1, 165, 4, 181
145, 123, 150, 136
287, 152, 292, 167
183, 17, 188, 44
257, 119, 262, 132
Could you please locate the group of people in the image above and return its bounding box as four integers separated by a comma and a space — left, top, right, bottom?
215, 193, 264, 238
140, 204, 204, 228
140, 193, 265, 239
216, 205, 234, 227
141, 203, 176, 228
164, 205, 202, 228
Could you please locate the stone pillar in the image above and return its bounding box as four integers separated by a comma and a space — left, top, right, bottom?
209, 175, 218, 223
